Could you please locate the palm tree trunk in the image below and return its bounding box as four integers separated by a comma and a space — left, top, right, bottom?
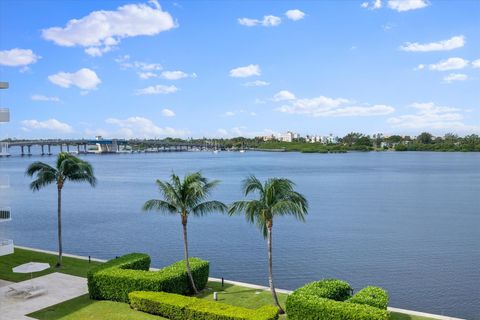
267, 225, 284, 314
57, 185, 63, 267
182, 215, 199, 294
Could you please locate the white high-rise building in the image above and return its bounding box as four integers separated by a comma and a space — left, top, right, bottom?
0, 81, 13, 256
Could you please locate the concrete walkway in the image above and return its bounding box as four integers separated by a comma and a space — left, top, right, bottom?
0, 272, 87, 320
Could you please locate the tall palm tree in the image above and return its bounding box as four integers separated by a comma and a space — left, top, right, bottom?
143, 172, 227, 294
26, 152, 97, 267
229, 176, 308, 314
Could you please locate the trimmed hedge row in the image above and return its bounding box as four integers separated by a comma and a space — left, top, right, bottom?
347, 286, 389, 310
286, 279, 389, 320
129, 291, 279, 320
87, 253, 209, 303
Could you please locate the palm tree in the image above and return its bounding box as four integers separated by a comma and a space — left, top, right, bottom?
26, 152, 97, 267
229, 176, 308, 314
143, 172, 227, 294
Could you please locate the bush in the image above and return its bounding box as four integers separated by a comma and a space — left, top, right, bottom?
347, 286, 388, 310
129, 291, 279, 320
88, 253, 209, 302
294, 279, 352, 301
286, 279, 389, 320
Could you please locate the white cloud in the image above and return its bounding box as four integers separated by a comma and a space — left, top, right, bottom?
138, 72, 157, 79
135, 84, 178, 95
400, 35, 465, 52
223, 110, 257, 117
472, 59, 480, 69
105, 116, 188, 138
161, 108, 175, 117
243, 80, 270, 87
161, 70, 196, 80
21, 119, 73, 133
285, 9, 305, 21
388, 102, 478, 132
42, 1, 175, 56
443, 73, 468, 83
361, 0, 382, 10
115, 55, 162, 71
224, 111, 236, 117
276, 94, 394, 117
48, 68, 101, 90
428, 57, 469, 71
273, 90, 296, 101
0, 48, 40, 67
229, 64, 261, 78
237, 18, 260, 27
362, 0, 429, 11
387, 0, 429, 11
238, 15, 281, 27
31, 94, 61, 102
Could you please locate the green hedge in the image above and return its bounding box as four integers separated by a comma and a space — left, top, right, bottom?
87, 253, 209, 302
294, 279, 352, 301
286, 279, 389, 320
129, 291, 279, 320
347, 286, 389, 310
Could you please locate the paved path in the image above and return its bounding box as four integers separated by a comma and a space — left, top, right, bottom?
0, 279, 14, 288
0, 272, 87, 320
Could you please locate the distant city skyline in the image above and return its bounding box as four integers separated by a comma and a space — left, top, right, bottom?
1, 0, 479, 139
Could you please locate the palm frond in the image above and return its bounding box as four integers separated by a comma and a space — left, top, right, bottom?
156, 180, 181, 206
142, 199, 178, 214
25, 162, 56, 177
192, 200, 227, 216
26, 162, 57, 191
242, 175, 264, 196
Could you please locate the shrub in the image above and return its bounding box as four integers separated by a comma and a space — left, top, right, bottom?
294, 279, 352, 301
87, 253, 209, 302
286, 279, 389, 320
347, 286, 389, 310
129, 291, 279, 320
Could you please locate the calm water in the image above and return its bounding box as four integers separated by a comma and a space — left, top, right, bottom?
0, 150, 479, 319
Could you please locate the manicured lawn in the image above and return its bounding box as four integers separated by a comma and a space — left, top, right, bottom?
28, 294, 165, 320
3, 248, 437, 320
0, 247, 101, 282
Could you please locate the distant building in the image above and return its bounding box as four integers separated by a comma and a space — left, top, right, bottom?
277, 131, 298, 142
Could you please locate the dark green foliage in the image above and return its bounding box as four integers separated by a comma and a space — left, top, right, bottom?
395, 144, 408, 151
286, 279, 389, 320
294, 279, 352, 301
129, 291, 279, 320
347, 286, 389, 310
87, 253, 209, 302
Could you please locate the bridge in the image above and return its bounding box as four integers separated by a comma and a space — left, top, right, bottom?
0, 139, 226, 156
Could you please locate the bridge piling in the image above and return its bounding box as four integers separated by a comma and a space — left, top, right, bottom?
48, 145, 51, 155
41, 145, 44, 156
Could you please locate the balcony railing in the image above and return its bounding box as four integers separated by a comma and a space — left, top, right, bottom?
0, 207, 11, 221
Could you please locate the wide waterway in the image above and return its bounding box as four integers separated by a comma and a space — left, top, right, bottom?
1, 150, 479, 319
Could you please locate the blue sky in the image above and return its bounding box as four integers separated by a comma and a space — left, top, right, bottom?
0, 0, 479, 139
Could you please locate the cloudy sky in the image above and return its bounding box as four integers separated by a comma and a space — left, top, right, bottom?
0, 0, 479, 139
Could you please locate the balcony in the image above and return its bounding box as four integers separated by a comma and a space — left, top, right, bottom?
0, 207, 11, 222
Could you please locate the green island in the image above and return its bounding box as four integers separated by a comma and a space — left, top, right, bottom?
0, 248, 433, 320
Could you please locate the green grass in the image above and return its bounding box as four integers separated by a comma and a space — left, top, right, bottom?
28, 294, 164, 320
0, 247, 101, 282
2, 248, 437, 320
